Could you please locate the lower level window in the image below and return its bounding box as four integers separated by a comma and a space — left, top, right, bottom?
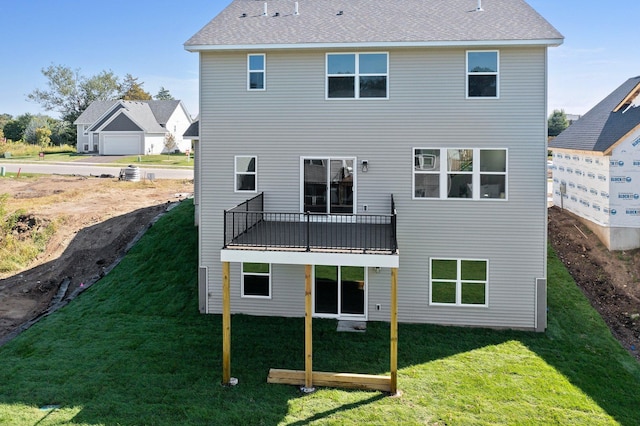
241, 263, 271, 298
430, 258, 487, 306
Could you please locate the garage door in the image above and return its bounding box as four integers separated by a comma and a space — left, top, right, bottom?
103, 135, 142, 155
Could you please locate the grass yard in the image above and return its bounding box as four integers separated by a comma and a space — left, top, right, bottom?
110, 153, 193, 167
0, 202, 639, 425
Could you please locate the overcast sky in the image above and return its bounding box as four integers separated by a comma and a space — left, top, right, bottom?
0, 0, 638, 119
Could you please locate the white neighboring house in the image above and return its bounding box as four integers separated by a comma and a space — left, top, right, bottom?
74, 100, 193, 155
549, 76, 640, 250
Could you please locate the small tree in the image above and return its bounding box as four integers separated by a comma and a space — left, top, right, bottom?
120, 74, 152, 100
548, 109, 569, 137
154, 87, 174, 100
24, 115, 51, 145
163, 133, 177, 157
35, 127, 52, 149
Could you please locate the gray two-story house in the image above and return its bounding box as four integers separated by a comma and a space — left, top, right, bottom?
185, 0, 563, 332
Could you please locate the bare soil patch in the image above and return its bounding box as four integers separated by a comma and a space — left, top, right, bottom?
0, 175, 193, 344
548, 206, 640, 360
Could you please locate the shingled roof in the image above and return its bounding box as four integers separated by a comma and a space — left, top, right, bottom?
549, 76, 640, 153
75, 100, 189, 131
185, 0, 563, 50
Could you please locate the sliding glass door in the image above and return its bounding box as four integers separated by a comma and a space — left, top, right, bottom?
314, 265, 366, 319
302, 158, 355, 214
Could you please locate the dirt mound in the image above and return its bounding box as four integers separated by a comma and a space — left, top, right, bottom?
10, 214, 49, 239
0, 175, 193, 344
548, 206, 640, 360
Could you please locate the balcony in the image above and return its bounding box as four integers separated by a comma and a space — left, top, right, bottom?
223, 193, 397, 255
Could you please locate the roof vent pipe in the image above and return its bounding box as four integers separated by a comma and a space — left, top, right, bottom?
477, 0, 483, 11
263, 2, 267, 16
294, 2, 299, 15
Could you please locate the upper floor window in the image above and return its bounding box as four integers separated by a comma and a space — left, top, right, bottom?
326, 53, 388, 99
430, 258, 488, 306
248, 54, 265, 90
466, 51, 499, 98
235, 155, 257, 192
413, 148, 507, 200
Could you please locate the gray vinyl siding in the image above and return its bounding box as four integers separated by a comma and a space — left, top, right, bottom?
199, 46, 548, 329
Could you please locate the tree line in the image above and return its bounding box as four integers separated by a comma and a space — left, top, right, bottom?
1, 64, 174, 147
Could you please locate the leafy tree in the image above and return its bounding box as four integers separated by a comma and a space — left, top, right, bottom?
154, 87, 174, 100
48, 118, 74, 146
3, 114, 32, 142
35, 127, 52, 148
28, 64, 120, 125
24, 115, 51, 145
548, 109, 569, 137
0, 114, 12, 131
120, 74, 152, 100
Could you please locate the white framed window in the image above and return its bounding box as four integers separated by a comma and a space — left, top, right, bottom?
235, 155, 257, 192
241, 263, 271, 298
413, 148, 507, 200
326, 53, 388, 99
466, 50, 499, 98
430, 258, 488, 306
248, 54, 265, 90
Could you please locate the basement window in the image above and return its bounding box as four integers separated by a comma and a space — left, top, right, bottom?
430, 258, 488, 306
241, 263, 271, 298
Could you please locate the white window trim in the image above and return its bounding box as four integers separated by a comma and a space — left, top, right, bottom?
241, 262, 271, 299
466, 50, 499, 99
412, 148, 508, 201
247, 53, 266, 91
429, 258, 489, 307
235, 155, 258, 193
325, 52, 389, 100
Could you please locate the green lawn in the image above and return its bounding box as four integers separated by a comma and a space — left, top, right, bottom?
0, 202, 639, 425
110, 153, 193, 167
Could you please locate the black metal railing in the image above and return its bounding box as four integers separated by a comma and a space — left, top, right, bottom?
223, 193, 397, 254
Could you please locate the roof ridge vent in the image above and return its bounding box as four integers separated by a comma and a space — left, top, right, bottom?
476, 0, 484, 11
